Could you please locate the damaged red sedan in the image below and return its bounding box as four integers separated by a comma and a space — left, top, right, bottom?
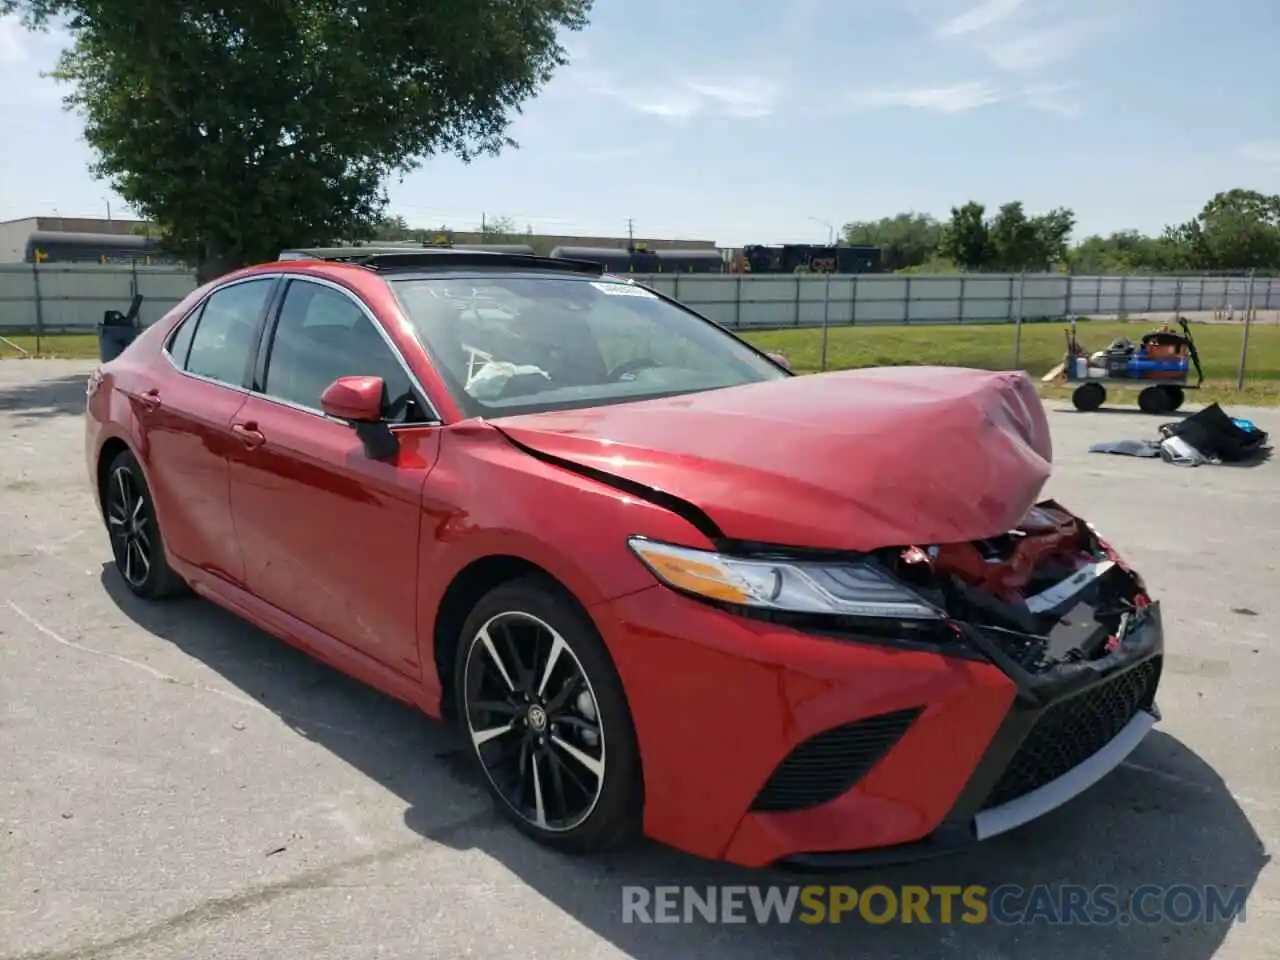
84, 248, 1163, 868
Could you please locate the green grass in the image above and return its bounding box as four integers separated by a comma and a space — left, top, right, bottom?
5, 320, 1279, 406
741, 320, 1280, 407
1, 333, 99, 359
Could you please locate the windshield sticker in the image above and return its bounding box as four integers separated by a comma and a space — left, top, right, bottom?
590, 281, 657, 298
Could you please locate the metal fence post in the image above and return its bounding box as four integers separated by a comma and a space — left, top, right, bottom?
1012, 271, 1027, 368
1237, 270, 1256, 391
903, 274, 913, 323
733, 274, 742, 329
850, 272, 859, 327
31, 261, 45, 355
794, 272, 802, 327
958, 275, 967, 322
1064, 272, 1073, 317
820, 269, 832, 372
1172, 278, 1182, 321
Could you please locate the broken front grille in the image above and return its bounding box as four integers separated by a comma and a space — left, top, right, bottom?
982, 656, 1162, 810
749, 707, 922, 813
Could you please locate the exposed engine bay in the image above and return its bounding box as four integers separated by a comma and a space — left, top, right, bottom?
884, 500, 1152, 675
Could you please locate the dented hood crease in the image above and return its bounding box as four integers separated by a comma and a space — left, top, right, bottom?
493, 366, 1053, 551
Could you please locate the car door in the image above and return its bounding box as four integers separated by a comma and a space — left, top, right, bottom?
139, 275, 279, 585
227, 276, 442, 674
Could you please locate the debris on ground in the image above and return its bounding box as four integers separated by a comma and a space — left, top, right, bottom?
1089, 403, 1270, 467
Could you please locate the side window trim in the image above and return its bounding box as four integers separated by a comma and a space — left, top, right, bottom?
252, 274, 441, 426
163, 300, 206, 369
163, 274, 283, 390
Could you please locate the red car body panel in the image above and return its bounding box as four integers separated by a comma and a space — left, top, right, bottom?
593, 586, 1017, 864
493, 365, 1053, 551
84, 260, 1161, 868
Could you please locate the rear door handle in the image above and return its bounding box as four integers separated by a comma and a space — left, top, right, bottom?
231, 422, 266, 448
138, 388, 161, 412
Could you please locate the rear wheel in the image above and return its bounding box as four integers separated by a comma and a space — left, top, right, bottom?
1138, 386, 1172, 415
454, 576, 642, 853
1072, 382, 1106, 412
1162, 385, 1185, 411
102, 449, 187, 600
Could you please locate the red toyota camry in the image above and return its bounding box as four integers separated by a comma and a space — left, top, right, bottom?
84, 248, 1163, 868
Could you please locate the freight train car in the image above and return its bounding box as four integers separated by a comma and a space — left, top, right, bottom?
549, 246, 726, 274
653, 248, 726, 273
549, 246, 650, 272
742, 243, 882, 274
23, 231, 183, 265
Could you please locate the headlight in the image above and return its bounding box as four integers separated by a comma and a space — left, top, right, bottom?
627, 538, 941, 620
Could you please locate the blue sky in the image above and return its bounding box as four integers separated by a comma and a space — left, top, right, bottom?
1, 0, 1277, 246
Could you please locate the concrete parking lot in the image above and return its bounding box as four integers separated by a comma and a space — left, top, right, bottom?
0, 359, 1276, 960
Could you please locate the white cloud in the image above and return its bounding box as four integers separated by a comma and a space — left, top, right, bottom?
628, 89, 703, 122
980, 20, 1099, 70
569, 145, 663, 162
617, 76, 779, 123
846, 80, 1002, 113
0, 15, 29, 63
1020, 82, 1081, 116
935, 0, 1027, 38
683, 79, 778, 119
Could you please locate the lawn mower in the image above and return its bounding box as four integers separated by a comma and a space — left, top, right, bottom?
1059, 316, 1204, 414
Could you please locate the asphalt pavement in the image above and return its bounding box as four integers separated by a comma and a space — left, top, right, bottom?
0, 359, 1276, 960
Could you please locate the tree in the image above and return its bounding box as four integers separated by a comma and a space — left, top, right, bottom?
939, 202, 991, 270
1028, 207, 1074, 270
841, 213, 943, 271
1183, 189, 1280, 271
479, 214, 532, 244
3, 0, 590, 280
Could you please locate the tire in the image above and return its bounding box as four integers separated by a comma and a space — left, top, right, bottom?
1072, 382, 1105, 412
454, 575, 642, 854
102, 449, 188, 600
1138, 386, 1171, 415
1162, 385, 1185, 411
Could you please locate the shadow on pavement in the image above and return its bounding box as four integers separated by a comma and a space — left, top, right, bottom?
0, 372, 90, 422
102, 566, 1268, 960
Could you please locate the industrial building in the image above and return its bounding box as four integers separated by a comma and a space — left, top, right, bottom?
0, 216, 720, 264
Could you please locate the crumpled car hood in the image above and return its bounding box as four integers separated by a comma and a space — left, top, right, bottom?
492, 366, 1053, 551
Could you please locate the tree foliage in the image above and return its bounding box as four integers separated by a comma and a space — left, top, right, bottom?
841, 213, 943, 271
841, 189, 1280, 274
2, 0, 590, 279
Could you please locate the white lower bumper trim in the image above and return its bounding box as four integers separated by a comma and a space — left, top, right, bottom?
972, 709, 1156, 841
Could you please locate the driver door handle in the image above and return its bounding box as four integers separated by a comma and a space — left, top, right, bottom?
231, 422, 266, 449
138, 388, 161, 412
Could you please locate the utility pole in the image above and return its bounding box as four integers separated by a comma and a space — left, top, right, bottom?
626, 218, 635, 250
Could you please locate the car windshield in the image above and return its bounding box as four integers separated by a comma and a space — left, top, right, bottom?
389, 274, 789, 417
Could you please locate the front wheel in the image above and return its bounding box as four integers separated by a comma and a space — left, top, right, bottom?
454, 576, 642, 854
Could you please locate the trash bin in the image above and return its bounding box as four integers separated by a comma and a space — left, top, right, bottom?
98, 308, 140, 362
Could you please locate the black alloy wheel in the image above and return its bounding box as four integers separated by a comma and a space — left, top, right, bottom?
456, 577, 641, 852
103, 449, 186, 600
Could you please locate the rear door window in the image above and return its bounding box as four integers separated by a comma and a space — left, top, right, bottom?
184, 278, 275, 387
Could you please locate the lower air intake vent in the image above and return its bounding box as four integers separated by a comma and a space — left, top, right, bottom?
749, 707, 923, 813
983, 656, 1162, 810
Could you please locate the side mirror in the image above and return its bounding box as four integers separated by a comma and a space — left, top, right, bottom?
321, 376, 385, 422
320, 376, 399, 461
766, 351, 792, 372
